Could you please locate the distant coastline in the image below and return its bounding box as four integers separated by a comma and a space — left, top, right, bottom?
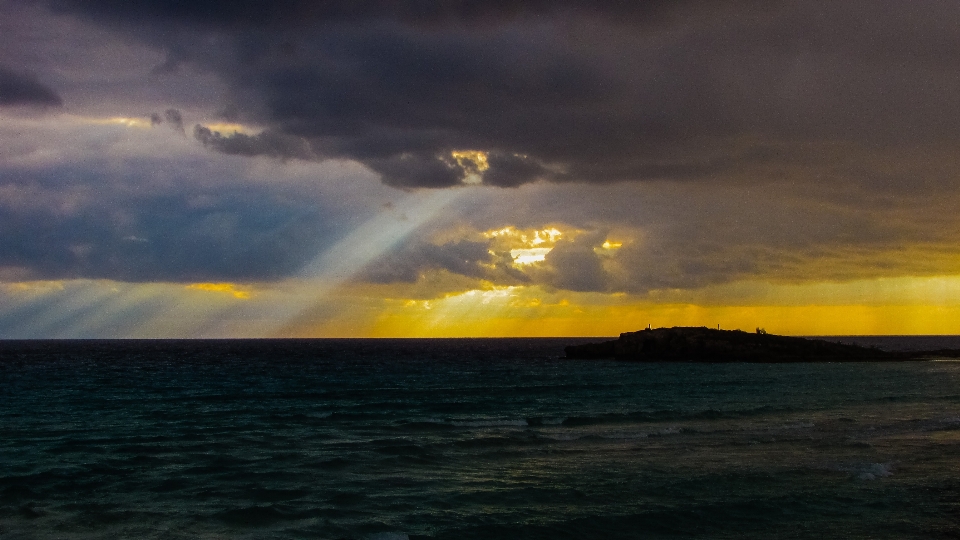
565, 326, 960, 362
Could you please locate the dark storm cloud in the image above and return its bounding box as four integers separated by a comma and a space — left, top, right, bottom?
360, 238, 527, 284
194, 125, 315, 160
480, 153, 552, 188
12, 0, 960, 293
150, 109, 186, 132
164, 108, 184, 133
539, 232, 610, 292
0, 189, 325, 282
0, 157, 367, 282
365, 153, 465, 189
0, 66, 62, 107
38, 0, 960, 189
46, 0, 687, 27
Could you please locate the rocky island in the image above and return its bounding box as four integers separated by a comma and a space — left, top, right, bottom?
565, 326, 960, 363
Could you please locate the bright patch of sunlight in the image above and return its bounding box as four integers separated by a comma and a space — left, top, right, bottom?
203, 122, 255, 134
510, 247, 552, 265
451, 150, 490, 184
483, 226, 564, 246
3, 281, 66, 293
87, 116, 153, 128
186, 283, 251, 299
482, 226, 565, 265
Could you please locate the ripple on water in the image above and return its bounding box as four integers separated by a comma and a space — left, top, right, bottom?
3, 338, 960, 539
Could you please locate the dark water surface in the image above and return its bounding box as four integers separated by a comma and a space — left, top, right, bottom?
3, 337, 960, 539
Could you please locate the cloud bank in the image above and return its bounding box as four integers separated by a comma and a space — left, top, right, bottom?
4, 0, 960, 299
41, 0, 960, 190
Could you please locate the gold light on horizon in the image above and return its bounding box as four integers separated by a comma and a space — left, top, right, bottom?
10, 273, 960, 338
186, 282, 252, 299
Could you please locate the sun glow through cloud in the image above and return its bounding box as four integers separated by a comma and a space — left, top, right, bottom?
73, 115, 154, 128
601, 240, 622, 250
359, 280, 960, 338
202, 122, 255, 134
186, 283, 251, 299
264, 188, 465, 335
11, 273, 960, 338
483, 226, 566, 265
451, 150, 489, 171
451, 150, 489, 184
510, 248, 551, 265
7, 0, 960, 340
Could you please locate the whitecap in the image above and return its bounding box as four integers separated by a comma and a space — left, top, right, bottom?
834, 462, 894, 480
862, 462, 894, 479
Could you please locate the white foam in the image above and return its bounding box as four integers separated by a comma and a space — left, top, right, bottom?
862, 463, 894, 479
837, 462, 894, 480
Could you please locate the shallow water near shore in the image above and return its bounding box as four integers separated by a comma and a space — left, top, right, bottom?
3, 337, 960, 539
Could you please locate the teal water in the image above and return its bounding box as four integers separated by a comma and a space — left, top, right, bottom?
2, 338, 960, 539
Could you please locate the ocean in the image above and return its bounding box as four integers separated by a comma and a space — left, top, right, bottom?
3, 337, 960, 539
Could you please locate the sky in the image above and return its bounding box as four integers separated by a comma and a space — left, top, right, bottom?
3, 0, 960, 338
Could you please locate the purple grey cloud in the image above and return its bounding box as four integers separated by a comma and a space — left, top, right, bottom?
0, 66, 62, 107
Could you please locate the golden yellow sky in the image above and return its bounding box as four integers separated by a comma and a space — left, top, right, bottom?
7, 273, 960, 338
327, 279, 960, 338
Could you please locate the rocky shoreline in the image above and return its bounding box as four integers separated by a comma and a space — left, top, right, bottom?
565, 327, 960, 363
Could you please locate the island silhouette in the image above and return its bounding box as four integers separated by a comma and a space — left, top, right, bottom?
565, 326, 960, 362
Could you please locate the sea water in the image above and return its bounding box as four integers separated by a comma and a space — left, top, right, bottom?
2, 337, 960, 539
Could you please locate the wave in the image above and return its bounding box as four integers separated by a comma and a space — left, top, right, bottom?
396, 417, 530, 429
558, 406, 793, 427
827, 462, 895, 480
526, 417, 567, 426
213, 505, 306, 527
775, 422, 815, 430
391, 406, 795, 433
544, 425, 684, 441
451, 419, 528, 428
398, 416, 576, 430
